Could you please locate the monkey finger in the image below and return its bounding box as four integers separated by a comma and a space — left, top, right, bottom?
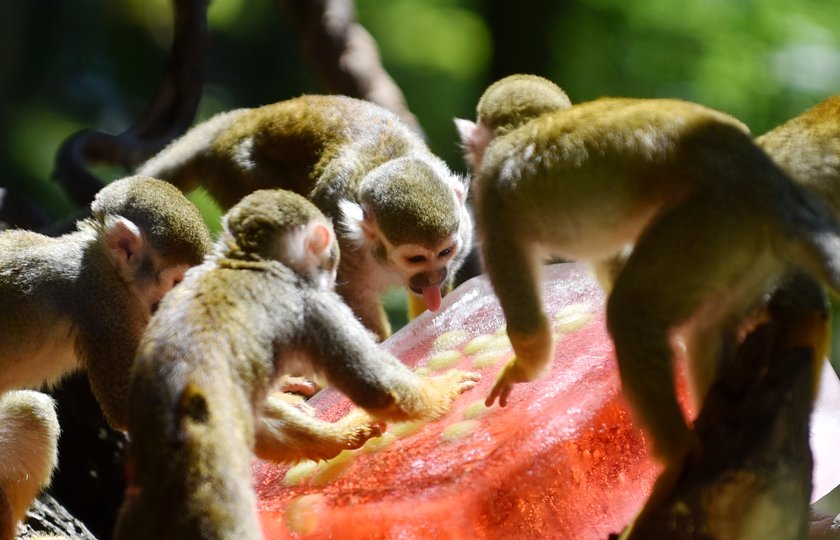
498, 384, 513, 408
485, 380, 507, 407
452, 370, 481, 394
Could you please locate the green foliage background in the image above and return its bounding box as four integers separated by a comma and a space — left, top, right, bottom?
0, 0, 838, 362
3, 0, 838, 224
2, 0, 840, 509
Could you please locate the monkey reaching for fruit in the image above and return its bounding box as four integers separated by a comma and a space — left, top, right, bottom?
136, 95, 473, 340
0, 175, 212, 539
457, 74, 840, 471
113, 189, 479, 540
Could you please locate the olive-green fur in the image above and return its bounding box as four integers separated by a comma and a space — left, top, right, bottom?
476, 74, 572, 137
144, 95, 428, 217
92, 176, 212, 265
362, 158, 459, 245
757, 94, 840, 218
223, 189, 327, 261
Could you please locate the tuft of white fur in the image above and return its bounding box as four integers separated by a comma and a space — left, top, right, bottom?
337, 199, 367, 249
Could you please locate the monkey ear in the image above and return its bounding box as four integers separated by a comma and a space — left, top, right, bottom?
450, 176, 467, 204
359, 208, 379, 243
103, 216, 147, 271
454, 118, 485, 169
306, 222, 334, 257
454, 118, 479, 148
338, 200, 378, 246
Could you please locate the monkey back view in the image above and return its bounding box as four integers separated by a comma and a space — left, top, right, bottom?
114, 189, 479, 540
458, 74, 840, 495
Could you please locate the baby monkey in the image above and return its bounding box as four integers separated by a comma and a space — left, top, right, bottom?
457, 74, 840, 471
114, 189, 479, 540
0, 175, 211, 539
137, 95, 473, 340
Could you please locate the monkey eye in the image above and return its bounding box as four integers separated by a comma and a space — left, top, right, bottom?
406, 255, 427, 264
438, 245, 454, 258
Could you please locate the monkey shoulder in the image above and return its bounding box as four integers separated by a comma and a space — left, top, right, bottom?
0, 230, 87, 301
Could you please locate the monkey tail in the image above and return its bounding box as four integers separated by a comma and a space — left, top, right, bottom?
136, 108, 248, 187
783, 185, 840, 296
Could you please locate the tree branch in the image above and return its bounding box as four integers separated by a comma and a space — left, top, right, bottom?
53, 0, 208, 207
278, 0, 423, 136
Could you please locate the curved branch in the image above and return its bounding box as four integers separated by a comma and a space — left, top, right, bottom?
278, 0, 424, 137
53, 0, 208, 207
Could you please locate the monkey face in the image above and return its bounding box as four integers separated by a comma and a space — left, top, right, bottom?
390, 235, 462, 311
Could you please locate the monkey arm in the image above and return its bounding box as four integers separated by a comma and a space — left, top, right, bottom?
76, 311, 141, 431
479, 220, 554, 407
302, 290, 479, 422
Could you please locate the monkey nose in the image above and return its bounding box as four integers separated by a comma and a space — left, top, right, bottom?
421, 286, 443, 312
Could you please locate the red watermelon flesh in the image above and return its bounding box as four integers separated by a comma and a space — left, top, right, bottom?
254, 263, 663, 539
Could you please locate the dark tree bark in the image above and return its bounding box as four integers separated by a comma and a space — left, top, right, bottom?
278, 0, 422, 136
18, 494, 98, 540
52, 0, 208, 207
617, 274, 826, 540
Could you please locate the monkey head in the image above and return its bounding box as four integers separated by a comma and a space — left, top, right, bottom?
339, 156, 472, 312
222, 189, 340, 290
455, 74, 572, 171
90, 175, 213, 312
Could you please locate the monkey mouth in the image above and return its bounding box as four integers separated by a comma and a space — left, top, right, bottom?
412, 286, 443, 312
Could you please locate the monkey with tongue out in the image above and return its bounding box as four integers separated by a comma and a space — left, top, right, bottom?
137, 95, 473, 340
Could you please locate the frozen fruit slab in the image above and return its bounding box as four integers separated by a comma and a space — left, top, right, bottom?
254, 263, 840, 539
254, 263, 657, 539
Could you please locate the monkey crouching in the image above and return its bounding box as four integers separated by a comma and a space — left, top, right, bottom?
114, 189, 479, 540
0, 175, 212, 538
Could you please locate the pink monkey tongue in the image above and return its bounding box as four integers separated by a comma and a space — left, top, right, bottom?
422, 286, 443, 312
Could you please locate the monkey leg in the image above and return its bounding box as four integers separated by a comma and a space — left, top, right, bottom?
592, 246, 634, 295
607, 192, 769, 466
254, 394, 384, 463
0, 391, 59, 538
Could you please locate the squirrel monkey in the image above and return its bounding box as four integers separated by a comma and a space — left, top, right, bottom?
0, 175, 212, 538
457, 74, 840, 469
113, 189, 480, 540
137, 95, 473, 340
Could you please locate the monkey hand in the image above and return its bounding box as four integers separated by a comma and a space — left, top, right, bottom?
486, 326, 554, 407
326, 409, 387, 455
402, 369, 481, 422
